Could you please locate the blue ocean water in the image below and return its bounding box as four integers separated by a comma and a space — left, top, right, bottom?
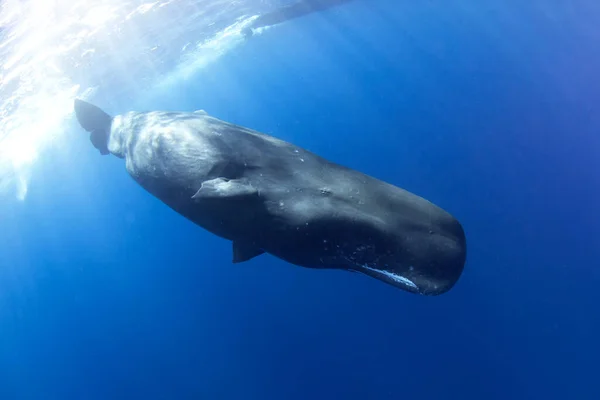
1, 0, 600, 398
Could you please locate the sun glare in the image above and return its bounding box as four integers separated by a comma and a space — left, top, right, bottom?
0, 0, 259, 201
0, 0, 132, 201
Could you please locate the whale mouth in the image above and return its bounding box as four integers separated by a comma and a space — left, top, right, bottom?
355, 264, 421, 294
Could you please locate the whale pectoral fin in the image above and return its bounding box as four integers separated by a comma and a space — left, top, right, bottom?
232, 241, 265, 263
192, 177, 258, 201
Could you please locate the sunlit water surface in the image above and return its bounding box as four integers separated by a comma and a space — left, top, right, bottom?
0, 0, 284, 200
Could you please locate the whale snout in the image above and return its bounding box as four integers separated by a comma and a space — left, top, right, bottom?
411, 218, 467, 295
355, 214, 467, 296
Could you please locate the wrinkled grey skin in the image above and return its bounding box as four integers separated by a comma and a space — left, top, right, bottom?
74, 99, 466, 295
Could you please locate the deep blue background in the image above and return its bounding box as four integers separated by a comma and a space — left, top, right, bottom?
1, 1, 600, 398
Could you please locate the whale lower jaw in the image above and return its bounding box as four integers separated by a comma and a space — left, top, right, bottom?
353, 265, 428, 295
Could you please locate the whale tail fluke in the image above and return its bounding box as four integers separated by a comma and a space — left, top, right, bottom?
74, 99, 113, 155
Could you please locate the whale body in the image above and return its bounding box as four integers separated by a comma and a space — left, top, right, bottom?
243, 0, 354, 38
74, 99, 466, 295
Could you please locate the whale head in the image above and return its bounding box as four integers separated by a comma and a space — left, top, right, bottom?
74, 99, 113, 155
328, 185, 467, 295
354, 212, 467, 296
